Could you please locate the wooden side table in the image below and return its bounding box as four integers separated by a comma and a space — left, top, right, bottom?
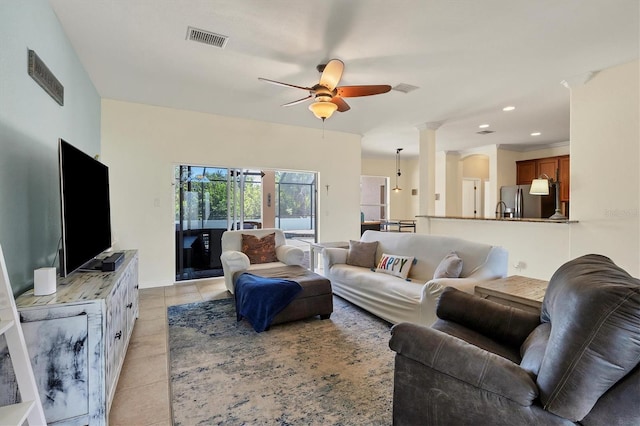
474, 275, 548, 313
309, 241, 349, 272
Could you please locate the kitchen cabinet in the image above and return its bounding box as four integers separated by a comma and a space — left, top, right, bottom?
516, 155, 570, 203
559, 155, 570, 202
516, 160, 537, 185
0, 250, 138, 425
536, 157, 559, 181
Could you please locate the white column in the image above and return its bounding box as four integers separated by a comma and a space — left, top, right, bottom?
417, 122, 440, 222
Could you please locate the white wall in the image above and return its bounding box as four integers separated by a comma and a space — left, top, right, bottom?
569, 60, 639, 276
101, 100, 362, 288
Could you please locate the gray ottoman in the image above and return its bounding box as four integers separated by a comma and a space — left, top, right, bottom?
234, 265, 333, 326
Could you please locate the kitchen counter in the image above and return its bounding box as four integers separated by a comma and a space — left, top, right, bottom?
416, 215, 578, 224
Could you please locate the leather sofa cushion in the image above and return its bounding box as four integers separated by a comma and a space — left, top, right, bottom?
436, 287, 540, 348
520, 322, 551, 377
432, 319, 522, 363
538, 254, 640, 421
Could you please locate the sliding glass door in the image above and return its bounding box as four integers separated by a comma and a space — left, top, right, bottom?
175, 165, 317, 282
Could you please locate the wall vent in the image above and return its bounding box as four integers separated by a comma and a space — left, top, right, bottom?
392, 83, 419, 94
186, 26, 228, 48
476, 130, 496, 135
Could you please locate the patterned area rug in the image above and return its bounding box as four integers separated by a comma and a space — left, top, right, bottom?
168, 295, 394, 425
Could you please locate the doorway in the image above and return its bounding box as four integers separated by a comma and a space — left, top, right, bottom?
462, 178, 482, 218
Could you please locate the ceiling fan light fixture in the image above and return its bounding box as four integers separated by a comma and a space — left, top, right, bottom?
315, 93, 333, 102
309, 101, 338, 121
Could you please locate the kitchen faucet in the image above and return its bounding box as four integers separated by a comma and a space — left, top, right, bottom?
495, 200, 507, 219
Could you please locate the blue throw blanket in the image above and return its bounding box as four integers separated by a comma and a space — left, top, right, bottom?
235, 273, 303, 332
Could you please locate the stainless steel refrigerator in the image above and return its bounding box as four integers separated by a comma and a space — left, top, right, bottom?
499, 184, 556, 219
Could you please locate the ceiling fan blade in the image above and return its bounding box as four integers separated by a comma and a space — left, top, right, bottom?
258, 77, 313, 91
281, 95, 313, 107
331, 97, 350, 112
319, 59, 344, 91
336, 85, 392, 97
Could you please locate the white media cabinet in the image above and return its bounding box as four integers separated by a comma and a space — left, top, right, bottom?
0, 250, 138, 425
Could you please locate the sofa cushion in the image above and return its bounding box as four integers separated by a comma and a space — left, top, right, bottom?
376, 253, 414, 280
519, 322, 551, 377
433, 251, 463, 279
436, 287, 540, 348
346, 240, 378, 268
241, 232, 278, 264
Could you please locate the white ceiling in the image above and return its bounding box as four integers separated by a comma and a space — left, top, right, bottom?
49, 0, 639, 158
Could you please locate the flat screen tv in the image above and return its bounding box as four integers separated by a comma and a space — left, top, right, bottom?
58, 139, 112, 277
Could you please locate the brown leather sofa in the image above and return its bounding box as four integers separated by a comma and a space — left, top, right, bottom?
389, 254, 640, 425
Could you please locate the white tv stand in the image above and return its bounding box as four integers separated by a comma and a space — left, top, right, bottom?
0, 250, 138, 425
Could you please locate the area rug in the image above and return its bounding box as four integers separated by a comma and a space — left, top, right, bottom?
168, 295, 394, 425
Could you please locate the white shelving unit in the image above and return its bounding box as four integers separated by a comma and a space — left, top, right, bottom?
0, 245, 47, 426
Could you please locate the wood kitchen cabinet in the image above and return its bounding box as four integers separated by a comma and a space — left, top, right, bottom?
516, 155, 570, 203
559, 155, 570, 202
516, 160, 537, 185
536, 157, 559, 181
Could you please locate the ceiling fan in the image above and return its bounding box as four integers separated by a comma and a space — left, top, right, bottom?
258, 59, 391, 121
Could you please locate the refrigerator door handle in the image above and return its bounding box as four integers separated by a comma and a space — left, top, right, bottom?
515, 187, 522, 218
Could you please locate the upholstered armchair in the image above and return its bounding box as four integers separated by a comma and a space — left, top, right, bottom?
220, 228, 305, 294
389, 254, 640, 426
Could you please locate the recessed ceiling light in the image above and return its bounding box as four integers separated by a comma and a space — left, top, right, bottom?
531, 132, 541, 136
503, 106, 516, 111
479, 124, 490, 128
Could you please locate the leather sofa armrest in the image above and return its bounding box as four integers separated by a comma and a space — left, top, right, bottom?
389, 322, 538, 406
436, 287, 541, 347
322, 247, 348, 270
220, 250, 250, 294
275, 245, 304, 265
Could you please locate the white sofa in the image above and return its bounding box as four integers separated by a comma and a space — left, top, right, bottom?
322, 230, 508, 326
220, 228, 305, 294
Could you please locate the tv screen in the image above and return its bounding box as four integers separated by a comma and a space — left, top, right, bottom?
59, 139, 112, 277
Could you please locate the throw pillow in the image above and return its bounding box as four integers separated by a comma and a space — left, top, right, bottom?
433, 251, 463, 279
346, 240, 378, 268
241, 233, 278, 264
376, 253, 415, 280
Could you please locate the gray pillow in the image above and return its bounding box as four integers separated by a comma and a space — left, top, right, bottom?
346, 240, 378, 268
433, 251, 463, 279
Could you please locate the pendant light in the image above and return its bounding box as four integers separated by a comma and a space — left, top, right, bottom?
393, 148, 403, 192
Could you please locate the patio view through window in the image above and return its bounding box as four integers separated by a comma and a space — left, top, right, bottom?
174, 165, 317, 281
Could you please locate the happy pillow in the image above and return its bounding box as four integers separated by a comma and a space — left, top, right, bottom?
376, 253, 415, 280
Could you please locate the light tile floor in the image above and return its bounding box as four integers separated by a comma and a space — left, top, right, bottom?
109, 277, 231, 425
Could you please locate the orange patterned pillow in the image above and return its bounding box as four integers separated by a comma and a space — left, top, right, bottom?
241, 233, 279, 264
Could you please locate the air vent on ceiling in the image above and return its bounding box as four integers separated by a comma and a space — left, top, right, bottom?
477, 130, 496, 135
392, 83, 419, 94
186, 26, 228, 48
